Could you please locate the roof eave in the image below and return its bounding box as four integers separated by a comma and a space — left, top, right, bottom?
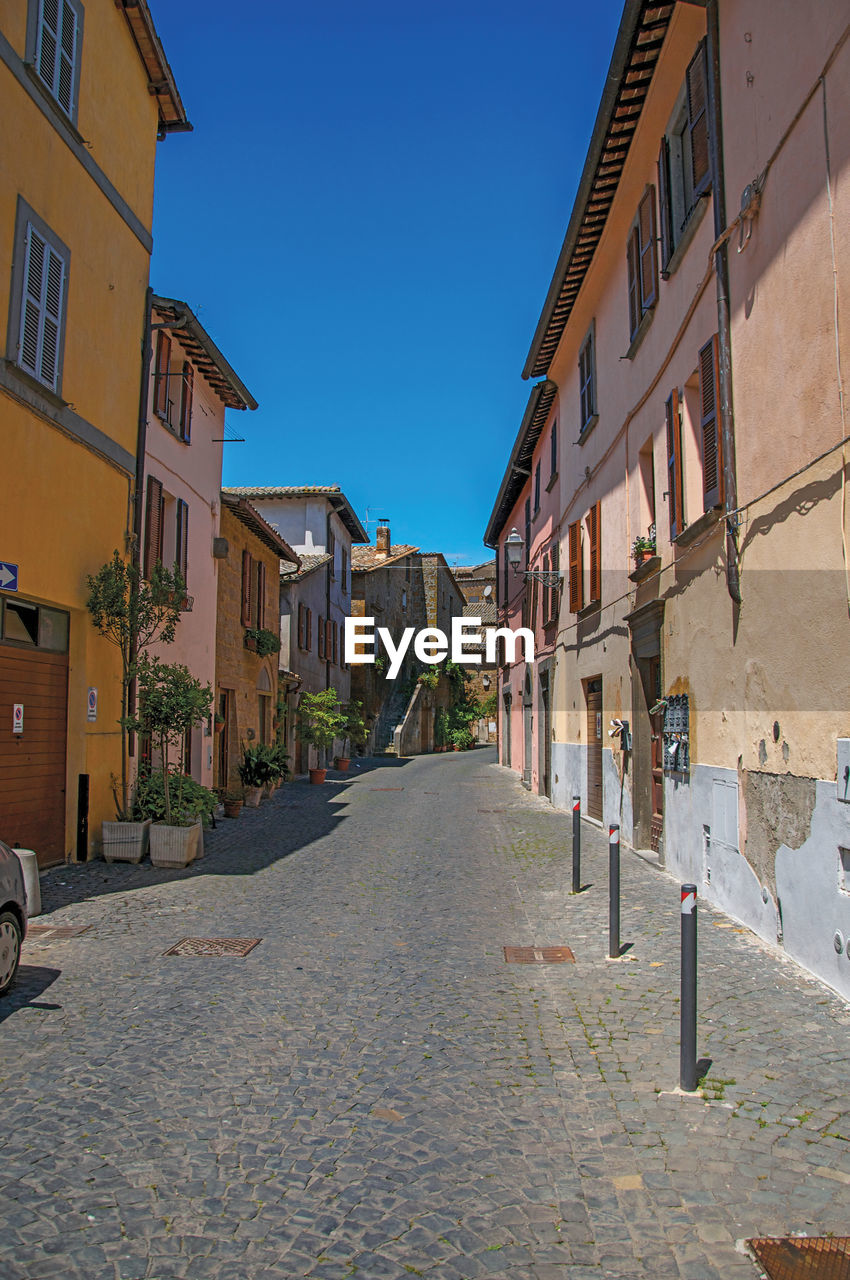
221, 495, 299, 561
484, 379, 558, 547
115, 0, 191, 135
151, 295, 258, 410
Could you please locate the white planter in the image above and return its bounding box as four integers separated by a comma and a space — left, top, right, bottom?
244, 786, 263, 808
102, 819, 151, 864
149, 821, 201, 869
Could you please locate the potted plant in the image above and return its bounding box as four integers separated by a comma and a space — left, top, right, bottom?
336, 699, 367, 771
223, 791, 243, 818
86, 552, 185, 861
298, 688, 346, 783
434, 706, 449, 752
128, 655, 214, 867
243, 626, 282, 657
270, 743, 290, 788
238, 743, 276, 806
632, 524, 656, 566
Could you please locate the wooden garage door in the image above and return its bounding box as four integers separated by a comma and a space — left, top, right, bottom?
0, 645, 68, 866
586, 678, 603, 822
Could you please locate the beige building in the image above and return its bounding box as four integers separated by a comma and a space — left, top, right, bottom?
489, 0, 850, 997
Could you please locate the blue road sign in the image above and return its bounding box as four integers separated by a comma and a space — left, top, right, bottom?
0, 562, 18, 591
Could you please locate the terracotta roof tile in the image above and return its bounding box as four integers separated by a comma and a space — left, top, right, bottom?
351, 544, 419, 571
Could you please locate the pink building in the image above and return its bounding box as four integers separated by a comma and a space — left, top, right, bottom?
141, 295, 257, 789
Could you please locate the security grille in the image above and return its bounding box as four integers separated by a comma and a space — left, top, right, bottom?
504, 946, 575, 964
747, 1237, 850, 1280
162, 938, 261, 958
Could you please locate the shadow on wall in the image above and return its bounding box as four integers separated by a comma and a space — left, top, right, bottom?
37, 756, 414, 914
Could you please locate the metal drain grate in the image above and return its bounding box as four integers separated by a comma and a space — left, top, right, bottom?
26, 924, 91, 939
747, 1238, 850, 1280
504, 946, 575, 964
163, 937, 261, 958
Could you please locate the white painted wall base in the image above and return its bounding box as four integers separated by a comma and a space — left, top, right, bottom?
550, 742, 633, 840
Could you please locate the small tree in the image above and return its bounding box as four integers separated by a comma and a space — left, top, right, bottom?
341, 699, 368, 758
298, 688, 346, 760
128, 655, 213, 825
86, 551, 185, 818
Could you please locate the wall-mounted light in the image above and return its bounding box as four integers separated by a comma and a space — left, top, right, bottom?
504, 528, 564, 587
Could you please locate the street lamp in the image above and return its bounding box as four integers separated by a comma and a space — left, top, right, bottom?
503, 528, 564, 587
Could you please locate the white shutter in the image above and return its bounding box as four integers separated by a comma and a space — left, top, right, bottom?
37, 0, 59, 95
19, 222, 66, 392
58, 1, 78, 114
37, 0, 78, 116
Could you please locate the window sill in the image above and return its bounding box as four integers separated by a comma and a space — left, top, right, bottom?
155, 412, 190, 444
576, 600, 600, 620
674, 506, 722, 548
661, 194, 709, 281
625, 308, 654, 361
629, 555, 661, 583
2, 358, 65, 409
545, 471, 559, 492
577, 415, 599, 446
23, 63, 83, 143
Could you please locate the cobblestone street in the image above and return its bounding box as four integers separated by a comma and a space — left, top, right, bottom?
2, 747, 849, 1280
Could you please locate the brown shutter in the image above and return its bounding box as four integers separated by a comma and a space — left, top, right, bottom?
657, 136, 673, 272
568, 520, 583, 613
298, 604, 305, 650
627, 227, 641, 340
666, 388, 685, 539
256, 560, 266, 628
588, 501, 601, 603
153, 332, 171, 417
179, 361, 193, 441
318, 615, 325, 659
687, 41, 711, 199
332, 622, 338, 665
241, 550, 253, 625
638, 187, 658, 312
176, 498, 189, 588
326, 618, 333, 661
306, 609, 312, 651
143, 475, 163, 579
542, 553, 550, 623
530, 575, 538, 635
551, 540, 561, 616
699, 335, 723, 509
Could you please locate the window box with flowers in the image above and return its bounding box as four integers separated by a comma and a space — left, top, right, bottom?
244, 626, 281, 657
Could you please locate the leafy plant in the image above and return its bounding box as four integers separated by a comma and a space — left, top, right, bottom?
450, 725, 475, 750
632, 523, 656, 557
86, 551, 186, 818
126, 655, 213, 825
133, 768, 217, 826
298, 688, 346, 752
238, 742, 278, 787
341, 700, 368, 757
244, 626, 281, 657
418, 667, 440, 690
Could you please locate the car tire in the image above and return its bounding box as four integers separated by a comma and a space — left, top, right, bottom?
0, 910, 22, 996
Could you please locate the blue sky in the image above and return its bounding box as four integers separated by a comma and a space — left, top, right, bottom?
149, 2, 622, 565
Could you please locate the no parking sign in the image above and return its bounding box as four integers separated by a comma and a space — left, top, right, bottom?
87, 688, 98, 722
12, 703, 23, 734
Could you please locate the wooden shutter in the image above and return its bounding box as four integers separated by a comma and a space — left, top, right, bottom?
524, 499, 531, 567
326, 618, 333, 661
657, 136, 674, 272
666, 389, 685, 540
297, 604, 305, 651
687, 41, 711, 199
551, 541, 561, 616
241, 550, 253, 625
306, 609, 312, 651
332, 622, 338, 665
530, 576, 538, 635
318, 616, 325, 659
568, 520, 583, 613
19, 223, 65, 392
38, 0, 78, 115
626, 227, 641, 340
542, 554, 550, 624
588, 501, 601, 603
699, 335, 723, 509
534, 463, 541, 512
179, 361, 193, 441
176, 498, 189, 588
638, 187, 658, 312
143, 476, 164, 579
550, 421, 558, 477
154, 331, 171, 417
256, 560, 266, 628
579, 330, 595, 429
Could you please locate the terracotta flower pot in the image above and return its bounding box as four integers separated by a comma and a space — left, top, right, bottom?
335, 757, 350, 772
223, 799, 242, 819
309, 767, 327, 785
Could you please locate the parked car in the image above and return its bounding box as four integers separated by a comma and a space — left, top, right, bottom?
0, 839, 28, 996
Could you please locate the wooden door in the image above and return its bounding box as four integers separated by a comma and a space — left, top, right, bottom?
539, 673, 551, 799
586, 678, 603, 821
522, 673, 532, 787
649, 657, 664, 851
0, 646, 68, 866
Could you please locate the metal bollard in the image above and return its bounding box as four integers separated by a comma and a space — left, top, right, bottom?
608, 824, 620, 958
680, 883, 698, 1091
572, 796, 581, 893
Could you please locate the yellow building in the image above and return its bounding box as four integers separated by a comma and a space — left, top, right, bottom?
0, 0, 188, 864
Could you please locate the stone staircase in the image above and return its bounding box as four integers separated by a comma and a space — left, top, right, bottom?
371, 679, 414, 756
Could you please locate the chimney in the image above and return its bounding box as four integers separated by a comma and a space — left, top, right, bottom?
376, 519, 390, 557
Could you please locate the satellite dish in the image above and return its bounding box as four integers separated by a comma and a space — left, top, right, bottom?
483, 585, 492, 597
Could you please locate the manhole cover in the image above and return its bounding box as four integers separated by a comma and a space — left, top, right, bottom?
26, 924, 90, 938
748, 1237, 850, 1280
163, 938, 261, 958
504, 946, 575, 964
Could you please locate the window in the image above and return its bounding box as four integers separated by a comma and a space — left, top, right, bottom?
241, 551, 253, 626
1, 597, 69, 651
402, 588, 407, 611
297, 604, 312, 652
665, 390, 685, 539
13, 214, 69, 394
524, 498, 531, 569
32, 0, 83, 122
341, 547, 348, 592
568, 521, 583, 613
179, 362, 193, 442
153, 331, 171, 418
328, 529, 336, 579
587, 501, 601, 604
542, 553, 550, 625
259, 694, 272, 745
699, 334, 722, 510
579, 324, 597, 433
551, 541, 561, 617
626, 187, 658, 342
550, 420, 558, 480
318, 616, 325, 660
175, 498, 189, 589
332, 622, 338, 665
502, 544, 509, 606
533, 462, 541, 515
254, 560, 266, 628
530, 574, 538, 634
658, 42, 711, 273
143, 476, 164, 579
326, 618, 333, 662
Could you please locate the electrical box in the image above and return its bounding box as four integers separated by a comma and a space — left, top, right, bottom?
663, 694, 690, 774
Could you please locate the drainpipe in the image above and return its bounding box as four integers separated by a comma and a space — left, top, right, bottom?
706, 0, 742, 605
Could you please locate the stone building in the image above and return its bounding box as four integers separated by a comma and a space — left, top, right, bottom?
215, 496, 298, 792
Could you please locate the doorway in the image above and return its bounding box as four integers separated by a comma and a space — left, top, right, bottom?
539, 669, 551, 799
522, 670, 533, 788
502, 692, 512, 768
585, 677, 603, 820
